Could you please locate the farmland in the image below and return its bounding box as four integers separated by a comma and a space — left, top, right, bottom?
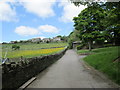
0, 42, 68, 59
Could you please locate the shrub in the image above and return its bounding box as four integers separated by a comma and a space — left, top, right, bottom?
104, 44, 113, 47
68, 39, 74, 49
37, 42, 40, 44
76, 43, 85, 50
12, 45, 20, 50
46, 41, 49, 43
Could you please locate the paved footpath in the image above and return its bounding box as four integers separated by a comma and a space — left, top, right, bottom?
26, 50, 118, 88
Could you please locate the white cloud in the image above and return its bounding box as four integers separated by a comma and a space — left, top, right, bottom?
15, 26, 40, 36
39, 25, 59, 33
15, 25, 59, 36
19, 0, 56, 18
1, 0, 16, 3
0, 1, 17, 22
59, 2, 87, 23
37, 36, 46, 40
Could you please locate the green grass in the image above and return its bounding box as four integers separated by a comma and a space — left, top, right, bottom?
77, 49, 94, 54
2, 42, 67, 51
77, 46, 120, 85
0, 42, 68, 59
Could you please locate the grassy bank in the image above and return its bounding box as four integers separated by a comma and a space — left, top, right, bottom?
77, 46, 120, 85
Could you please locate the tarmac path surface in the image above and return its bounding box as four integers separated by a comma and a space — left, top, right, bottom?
26, 50, 118, 88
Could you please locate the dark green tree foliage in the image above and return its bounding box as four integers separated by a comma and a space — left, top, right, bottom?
56, 35, 62, 38
70, 0, 114, 7
68, 30, 81, 49
70, 1, 120, 50
71, 0, 120, 46
73, 4, 106, 51
70, 0, 98, 6
61, 36, 68, 42
104, 2, 120, 45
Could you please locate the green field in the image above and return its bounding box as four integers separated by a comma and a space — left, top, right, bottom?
0, 42, 68, 59
77, 46, 120, 85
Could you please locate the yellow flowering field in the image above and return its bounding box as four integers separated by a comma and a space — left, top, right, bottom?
2, 47, 65, 58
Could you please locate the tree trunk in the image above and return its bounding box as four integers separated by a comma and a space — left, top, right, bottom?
88, 41, 92, 51
114, 31, 120, 46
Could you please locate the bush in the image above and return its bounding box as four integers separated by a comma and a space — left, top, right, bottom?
68, 42, 73, 49
37, 42, 40, 44
104, 44, 113, 47
12, 45, 20, 50
68, 39, 73, 49
46, 41, 49, 43
76, 43, 85, 50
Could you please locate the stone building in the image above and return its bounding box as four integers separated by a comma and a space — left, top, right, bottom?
29, 38, 41, 43
42, 38, 51, 42
72, 41, 81, 49
52, 37, 61, 42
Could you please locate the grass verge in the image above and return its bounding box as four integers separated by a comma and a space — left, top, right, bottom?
77, 46, 120, 85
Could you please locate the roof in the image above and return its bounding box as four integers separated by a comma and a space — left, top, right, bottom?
73, 41, 81, 44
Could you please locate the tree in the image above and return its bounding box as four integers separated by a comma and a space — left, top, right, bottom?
70, 0, 105, 6
2, 42, 7, 44
68, 30, 81, 49
46, 40, 49, 43
56, 35, 62, 38
73, 4, 106, 51
61, 36, 68, 42
72, 1, 120, 46
104, 2, 120, 45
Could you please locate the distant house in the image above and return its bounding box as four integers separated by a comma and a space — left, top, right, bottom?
10, 41, 17, 44
42, 38, 51, 43
29, 38, 41, 43
52, 37, 61, 42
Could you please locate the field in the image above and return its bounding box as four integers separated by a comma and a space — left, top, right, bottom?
0, 42, 68, 59
77, 46, 120, 85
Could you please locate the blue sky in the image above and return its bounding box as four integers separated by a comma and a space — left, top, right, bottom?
0, 0, 86, 42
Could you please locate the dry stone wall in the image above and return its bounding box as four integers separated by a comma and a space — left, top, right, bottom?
2, 48, 67, 89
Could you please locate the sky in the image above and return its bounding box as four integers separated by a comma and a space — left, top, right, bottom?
0, 0, 87, 43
